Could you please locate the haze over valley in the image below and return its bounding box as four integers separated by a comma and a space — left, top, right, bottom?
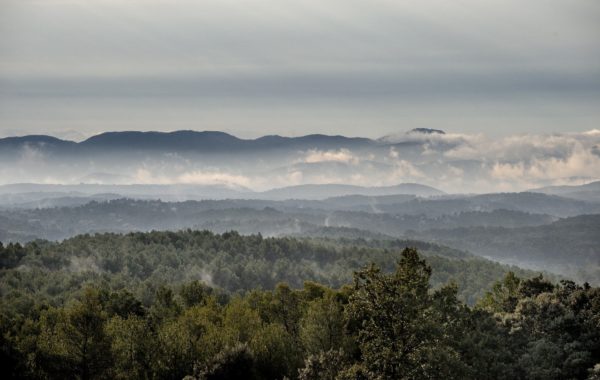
1, 129, 599, 286
1, 0, 600, 378
1, 128, 600, 194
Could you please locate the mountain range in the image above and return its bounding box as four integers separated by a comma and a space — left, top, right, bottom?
1, 129, 599, 195
0, 182, 444, 207
532, 181, 600, 203
1, 195, 598, 283
0, 130, 377, 155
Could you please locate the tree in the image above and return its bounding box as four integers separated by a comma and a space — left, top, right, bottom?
298, 349, 346, 380
106, 315, 158, 380
512, 292, 597, 379
518, 275, 554, 298
346, 248, 466, 379
37, 288, 113, 379
250, 323, 301, 380
300, 296, 349, 355
272, 283, 303, 337
105, 290, 145, 318
179, 280, 212, 308
588, 364, 600, 380
477, 272, 521, 313
155, 302, 223, 380
196, 343, 257, 380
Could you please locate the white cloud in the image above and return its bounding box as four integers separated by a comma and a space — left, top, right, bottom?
2, 130, 600, 193
583, 129, 600, 136
379, 129, 600, 192
177, 171, 252, 188
389, 160, 426, 182
133, 168, 252, 188
301, 149, 359, 164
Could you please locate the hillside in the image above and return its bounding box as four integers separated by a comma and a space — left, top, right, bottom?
0, 131, 376, 156
412, 214, 600, 283
3, 197, 596, 284
0, 198, 557, 242
1, 239, 595, 380
0, 230, 549, 305
258, 183, 444, 200
532, 181, 600, 202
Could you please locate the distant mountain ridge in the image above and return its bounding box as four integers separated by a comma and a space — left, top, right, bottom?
257, 183, 444, 200
0, 130, 378, 154
3, 130, 598, 199
0, 182, 444, 205
531, 181, 600, 203
0, 135, 77, 150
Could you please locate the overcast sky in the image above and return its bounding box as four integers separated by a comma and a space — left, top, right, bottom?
1, 0, 599, 140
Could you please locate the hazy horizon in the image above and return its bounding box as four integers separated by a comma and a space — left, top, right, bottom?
1, 2, 600, 376
1, 127, 599, 193
2, 0, 599, 139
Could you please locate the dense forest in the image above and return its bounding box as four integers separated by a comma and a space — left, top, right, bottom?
0, 197, 562, 242
3, 0, 599, 377
0, 230, 546, 306
1, 244, 598, 379
413, 215, 600, 273
1, 196, 599, 284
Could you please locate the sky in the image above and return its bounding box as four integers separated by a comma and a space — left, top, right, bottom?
0, 0, 599, 140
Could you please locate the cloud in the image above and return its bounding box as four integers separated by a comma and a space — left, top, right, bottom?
378, 129, 600, 192
19, 143, 46, 162
2, 0, 599, 137
287, 170, 303, 184
389, 160, 426, 181
1, 129, 599, 193
178, 171, 253, 188
301, 149, 360, 164
583, 129, 600, 136
133, 168, 252, 188
490, 147, 600, 184
128, 130, 600, 192
442, 130, 600, 190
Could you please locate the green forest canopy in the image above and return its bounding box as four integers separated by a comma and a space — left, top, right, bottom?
1, 246, 598, 379
0, 230, 548, 305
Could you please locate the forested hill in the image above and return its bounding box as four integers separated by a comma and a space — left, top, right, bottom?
413, 214, 600, 271
0, 131, 375, 155
1, 244, 598, 379
0, 197, 574, 242
1, 198, 598, 283
0, 230, 546, 306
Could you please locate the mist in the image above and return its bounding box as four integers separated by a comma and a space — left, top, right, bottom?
1, 1, 600, 378
1, 129, 598, 194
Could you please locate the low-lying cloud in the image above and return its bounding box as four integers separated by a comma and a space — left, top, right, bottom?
134, 168, 253, 189
301, 149, 359, 164
1, 130, 599, 194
